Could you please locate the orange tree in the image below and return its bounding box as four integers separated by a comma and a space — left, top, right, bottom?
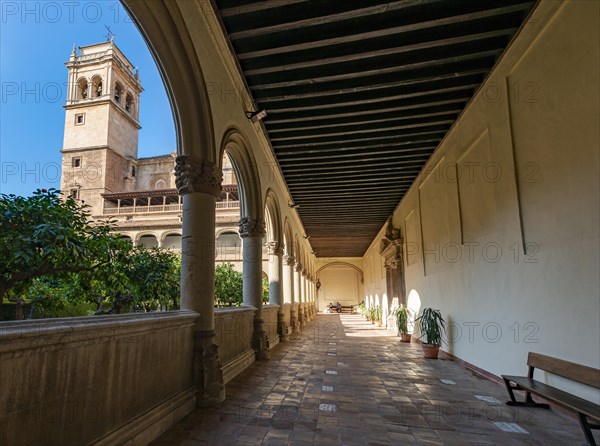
1, 189, 180, 317
0, 189, 121, 304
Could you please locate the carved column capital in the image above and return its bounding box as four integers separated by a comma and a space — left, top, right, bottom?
239, 217, 265, 238
283, 255, 296, 266
301, 269, 308, 277
295, 262, 303, 273
266, 241, 284, 256
175, 155, 222, 197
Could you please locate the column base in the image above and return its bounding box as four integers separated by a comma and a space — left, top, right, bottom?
193, 330, 225, 407
252, 319, 270, 360
290, 308, 299, 334
277, 321, 289, 342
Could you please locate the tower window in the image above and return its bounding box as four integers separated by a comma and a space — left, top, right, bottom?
125, 94, 133, 113
114, 83, 123, 103
75, 113, 85, 125
77, 78, 89, 100
131, 166, 136, 178
92, 76, 103, 97
69, 189, 79, 200
72, 157, 81, 168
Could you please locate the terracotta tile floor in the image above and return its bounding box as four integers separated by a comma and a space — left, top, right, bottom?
151, 314, 591, 446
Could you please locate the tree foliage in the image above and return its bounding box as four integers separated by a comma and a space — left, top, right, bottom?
1, 189, 181, 317
214, 263, 243, 307
0, 189, 122, 302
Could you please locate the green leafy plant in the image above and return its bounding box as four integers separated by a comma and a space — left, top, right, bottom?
392, 304, 412, 334
415, 307, 445, 346
357, 302, 366, 315
214, 263, 243, 307
372, 305, 382, 325
1, 189, 130, 306
262, 276, 269, 304
367, 305, 375, 322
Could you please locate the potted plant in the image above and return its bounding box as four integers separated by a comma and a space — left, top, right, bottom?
373, 305, 383, 327
415, 307, 445, 359
393, 304, 412, 342
357, 302, 366, 317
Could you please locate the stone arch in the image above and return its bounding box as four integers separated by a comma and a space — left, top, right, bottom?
264, 189, 283, 246
120, 1, 215, 160
76, 77, 89, 99
91, 75, 103, 97
114, 82, 123, 103
219, 127, 262, 220
137, 233, 159, 248
316, 262, 365, 284
215, 227, 240, 238
161, 232, 182, 250
283, 218, 294, 258
125, 92, 134, 113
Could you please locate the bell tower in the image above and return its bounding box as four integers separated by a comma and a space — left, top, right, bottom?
60, 39, 143, 214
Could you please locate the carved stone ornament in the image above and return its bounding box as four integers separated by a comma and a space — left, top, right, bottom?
283, 255, 296, 266
295, 262, 303, 272
175, 155, 222, 197
239, 217, 265, 238
266, 241, 284, 256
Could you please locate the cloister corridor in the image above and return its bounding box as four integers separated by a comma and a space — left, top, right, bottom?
150, 314, 584, 446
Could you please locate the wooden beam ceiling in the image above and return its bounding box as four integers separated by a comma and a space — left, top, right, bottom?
214, 0, 537, 257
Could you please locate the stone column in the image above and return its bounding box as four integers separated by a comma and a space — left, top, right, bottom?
295, 263, 304, 327
302, 269, 309, 323
175, 155, 225, 407
267, 241, 288, 342
307, 274, 313, 318
240, 217, 269, 360
311, 275, 316, 316
283, 255, 298, 333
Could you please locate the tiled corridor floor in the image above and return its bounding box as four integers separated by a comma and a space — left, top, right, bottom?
151, 314, 590, 446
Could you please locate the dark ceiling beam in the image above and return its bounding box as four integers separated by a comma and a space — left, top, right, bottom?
268, 107, 462, 134
258, 73, 485, 104
248, 50, 500, 90
235, 4, 534, 59
283, 162, 424, 175
244, 29, 516, 76
292, 189, 409, 198
228, 1, 439, 40
264, 93, 470, 122
277, 144, 440, 159
279, 152, 434, 167
269, 114, 458, 139
268, 97, 467, 124
273, 129, 446, 149
262, 84, 479, 114
290, 179, 416, 192
219, 0, 310, 18
270, 119, 454, 143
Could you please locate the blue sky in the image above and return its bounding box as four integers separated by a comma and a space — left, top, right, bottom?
0, 0, 175, 196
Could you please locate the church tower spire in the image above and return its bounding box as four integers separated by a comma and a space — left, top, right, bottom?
60, 41, 143, 214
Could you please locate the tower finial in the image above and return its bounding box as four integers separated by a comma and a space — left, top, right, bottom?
104, 25, 115, 43
72, 44, 77, 56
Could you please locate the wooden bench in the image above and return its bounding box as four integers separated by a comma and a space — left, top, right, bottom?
502, 352, 600, 446
328, 305, 355, 313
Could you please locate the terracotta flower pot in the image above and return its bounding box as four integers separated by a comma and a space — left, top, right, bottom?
421, 343, 440, 359
400, 333, 412, 343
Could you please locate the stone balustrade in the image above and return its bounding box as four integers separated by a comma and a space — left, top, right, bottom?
262, 305, 280, 350
0, 311, 198, 446
214, 307, 255, 383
